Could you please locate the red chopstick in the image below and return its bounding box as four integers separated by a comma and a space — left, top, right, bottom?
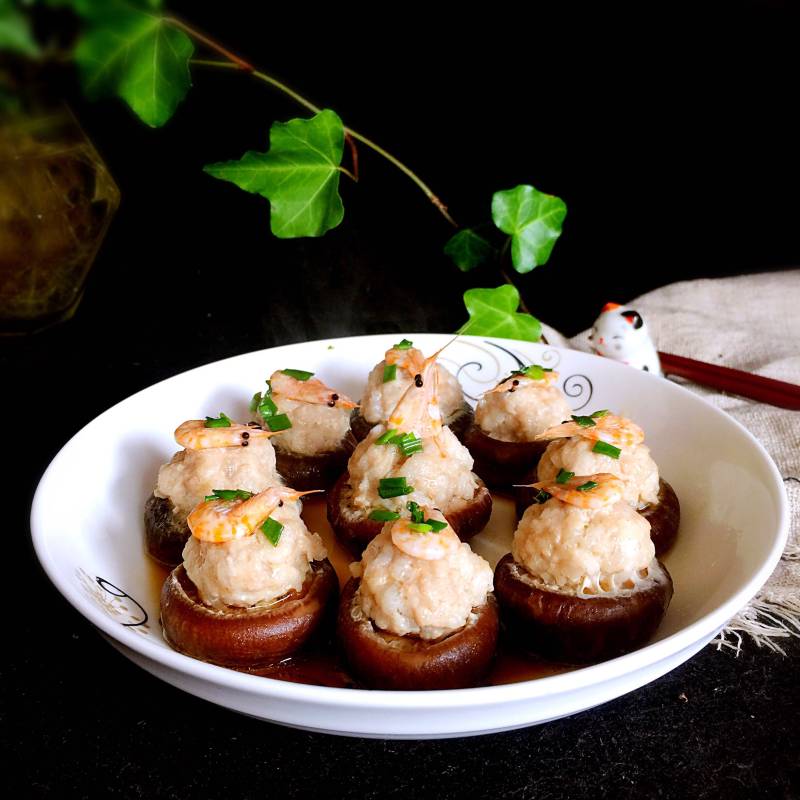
658, 351, 800, 411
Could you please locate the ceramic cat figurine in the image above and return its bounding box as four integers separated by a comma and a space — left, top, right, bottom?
588, 302, 662, 376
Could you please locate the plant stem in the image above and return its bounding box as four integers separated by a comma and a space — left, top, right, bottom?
183, 38, 457, 226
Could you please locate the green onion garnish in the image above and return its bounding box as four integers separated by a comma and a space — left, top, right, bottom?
571, 414, 597, 428
383, 363, 397, 383
378, 477, 414, 498
204, 412, 232, 428
522, 364, 545, 380
257, 394, 279, 419
375, 429, 399, 445
556, 469, 574, 484
425, 519, 448, 533
281, 368, 314, 381
407, 501, 424, 523
369, 508, 401, 522
408, 522, 433, 533
266, 413, 292, 432
250, 392, 262, 413
534, 489, 552, 504
391, 432, 423, 457
260, 517, 284, 546
590, 409, 609, 418
393, 338, 413, 350
592, 440, 621, 459
204, 489, 253, 502
576, 480, 599, 492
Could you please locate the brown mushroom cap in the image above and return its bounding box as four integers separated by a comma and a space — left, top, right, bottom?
337, 577, 499, 690
160, 559, 338, 668
274, 430, 357, 491
494, 553, 673, 663
144, 495, 190, 568
463, 420, 548, 489
327, 472, 492, 556
349, 401, 474, 445
514, 476, 680, 556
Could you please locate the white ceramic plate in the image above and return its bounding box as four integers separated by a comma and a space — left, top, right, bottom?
31, 334, 788, 738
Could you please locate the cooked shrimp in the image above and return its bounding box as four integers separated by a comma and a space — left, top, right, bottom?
386, 336, 459, 439
534, 412, 645, 448
175, 419, 280, 450
523, 472, 624, 509
390, 515, 461, 561
269, 370, 357, 409
484, 368, 560, 395
384, 344, 426, 376
187, 486, 322, 543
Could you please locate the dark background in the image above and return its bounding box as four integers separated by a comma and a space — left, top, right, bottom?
5, 2, 800, 797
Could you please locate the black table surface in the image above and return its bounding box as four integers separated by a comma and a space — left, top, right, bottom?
6, 4, 800, 796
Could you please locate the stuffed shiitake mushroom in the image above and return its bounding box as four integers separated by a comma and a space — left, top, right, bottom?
514, 411, 680, 555
145, 414, 284, 567
496, 473, 673, 663
337, 506, 498, 689
252, 369, 358, 491
328, 344, 492, 555
160, 486, 338, 668
349, 338, 473, 443
463, 365, 573, 488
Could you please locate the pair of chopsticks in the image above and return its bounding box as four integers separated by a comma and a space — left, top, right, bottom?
658, 351, 800, 411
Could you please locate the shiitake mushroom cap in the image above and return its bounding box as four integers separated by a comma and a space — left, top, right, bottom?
326, 472, 493, 556
274, 430, 358, 491
349, 401, 474, 445
160, 559, 338, 668
494, 553, 673, 663
337, 577, 499, 690
144, 495, 190, 568
462, 420, 548, 489
514, 476, 680, 556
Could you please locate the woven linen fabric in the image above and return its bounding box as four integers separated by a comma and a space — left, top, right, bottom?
543, 270, 800, 653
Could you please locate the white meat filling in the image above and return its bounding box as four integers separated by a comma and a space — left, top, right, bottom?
270, 396, 351, 455
513, 499, 655, 596
360, 362, 464, 425
154, 439, 283, 518
355, 530, 493, 639
347, 425, 478, 513
475, 384, 572, 442
537, 437, 660, 508
182, 501, 327, 609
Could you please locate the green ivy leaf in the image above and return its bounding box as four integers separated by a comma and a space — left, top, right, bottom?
443, 228, 495, 272
458, 285, 541, 342
491, 185, 566, 274
0, 1, 41, 58
74, 6, 193, 127
204, 109, 346, 238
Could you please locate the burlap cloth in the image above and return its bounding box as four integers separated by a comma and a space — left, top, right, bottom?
543, 270, 800, 654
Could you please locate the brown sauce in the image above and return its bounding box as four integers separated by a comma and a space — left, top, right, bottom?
147, 496, 574, 689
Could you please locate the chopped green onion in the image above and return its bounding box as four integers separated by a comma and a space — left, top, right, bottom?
391, 432, 423, 457
576, 480, 599, 492
369, 508, 401, 522
204, 412, 232, 428
375, 429, 399, 445
378, 477, 414, 498
281, 368, 314, 381
408, 522, 433, 533
571, 414, 596, 428
250, 392, 262, 413
556, 469, 574, 484
204, 489, 253, 502
590, 409, 609, 418
393, 338, 413, 350
383, 363, 397, 383
425, 518, 448, 533
266, 413, 292, 432
257, 394, 279, 419
406, 501, 424, 523
534, 489, 552, 504
260, 517, 284, 546
592, 440, 621, 459
522, 364, 545, 380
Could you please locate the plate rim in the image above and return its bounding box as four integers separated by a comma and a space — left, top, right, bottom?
30, 333, 790, 711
